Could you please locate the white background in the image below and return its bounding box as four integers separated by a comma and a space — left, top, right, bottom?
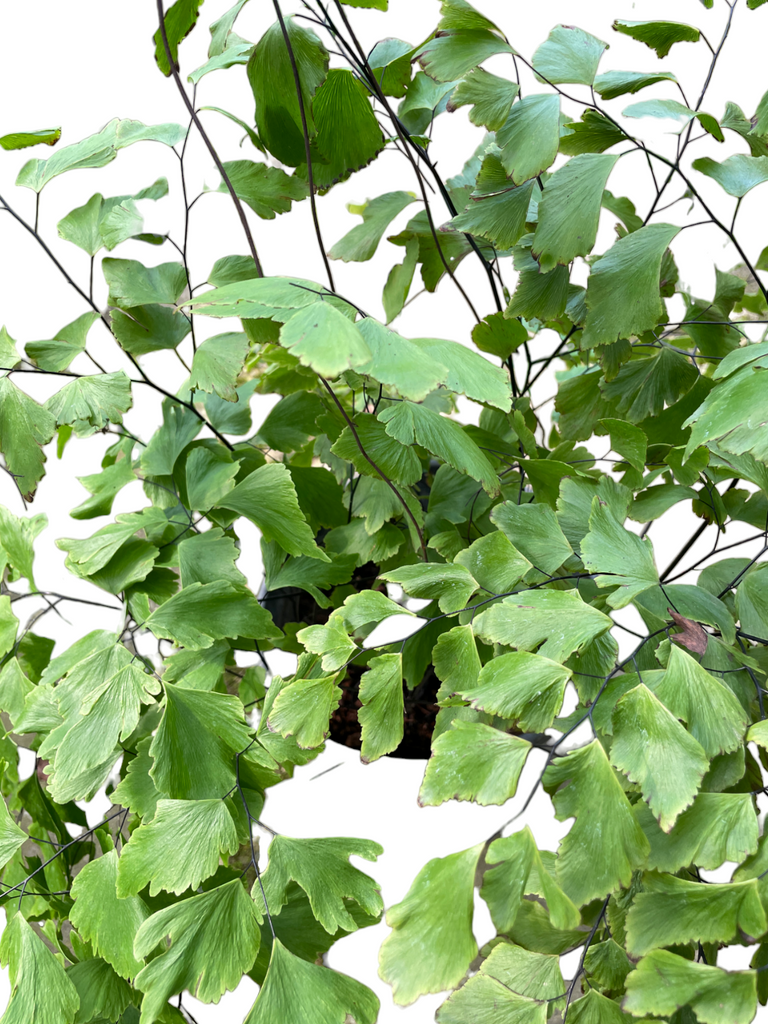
1, 0, 768, 1020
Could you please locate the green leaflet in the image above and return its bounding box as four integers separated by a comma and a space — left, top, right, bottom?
491, 501, 572, 576
263, 545, 356, 608
254, 391, 324, 451
26, 312, 99, 371
448, 69, 519, 131
244, 939, 379, 1024
355, 318, 449, 401
410, 335, 512, 411
369, 38, 412, 97
56, 179, 168, 256
177, 529, 247, 589
134, 879, 262, 1022
58, 508, 167, 579
0, 792, 28, 871
102, 258, 187, 308
623, 949, 757, 1024
111, 737, 161, 821
560, 110, 628, 155
261, 835, 383, 933
379, 844, 484, 1005
471, 311, 528, 359
580, 496, 659, 608
532, 25, 608, 85
473, 589, 612, 663
45, 371, 133, 437
209, 2, 252, 59
144, 580, 280, 648
593, 70, 678, 100
66, 958, 134, 1024
432, 624, 482, 703
543, 740, 650, 905
184, 450, 238, 510
0, 325, 21, 370
217, 160, 308, 217
397, 72, 459, 135
438, 0, 503, 33
611, 684, 708, 832
149, 686, 255, 799
117, 799, 240, 896
190, 44, 255, 85
654, 644, 748, 757
278, 302, 371, 379
442, 940, 564, 1016
217, 463, 328, 560
44, 643, 160, 803
249, 880, 379, 986
583, 940, 632, 992
457, 651, 572, 731
613, 19, 700, 58
454, 531, 531, 594
16, 118, 185, 192
379, 401, 499, 494
382, 563, 477, 613
329, 191, 416, 262
450, 178, 535, 251
182, 274, 335, 319
188, 332, 248, 401
0, 376, 56, 500
0, 504, 46, 589
638, 793, 759, 872
0, 914, 80, 1024
267, 676, 342, 748
0, 127, 61, 150
70, 850, 149, 980
154, 0, 204, 75
296, 618, 357, 671
417, 30, 514, 83
623, 100, 724, 144
382, 238, 419, 322
311, 69, 385, 188
331, 414, 422, 486
358, 653, 405, 761
506, 263, 569, 320
112, 303, 191, 356
626, 872, 766, 956
599, 417, 648, 474
683, 362, 768, 463
581, 223, 680, 348
418, 720, 530, 806
532, 154, 620, 272
602, 346, 699, 423
496, 94, 561, 184
436, 975, 546, 1023
338, 589, 412, 633
693, 154, 768, 197
248, 17, 329, 166
0, 598, 19, 660
480, 826, 580, 932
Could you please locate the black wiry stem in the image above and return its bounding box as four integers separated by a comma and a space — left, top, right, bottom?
272, 0, 336, 292
155, 0, 264, 275
320, 377, 428, 560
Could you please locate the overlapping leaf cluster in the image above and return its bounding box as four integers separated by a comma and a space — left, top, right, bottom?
2, 0, 768, 1021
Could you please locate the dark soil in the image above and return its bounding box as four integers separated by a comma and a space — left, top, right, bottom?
261, 561, 439, 759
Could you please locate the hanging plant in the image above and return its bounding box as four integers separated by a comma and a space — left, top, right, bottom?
1, 0, 768, 1022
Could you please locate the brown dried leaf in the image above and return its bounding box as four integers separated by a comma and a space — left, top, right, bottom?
668, 608, 708, 655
